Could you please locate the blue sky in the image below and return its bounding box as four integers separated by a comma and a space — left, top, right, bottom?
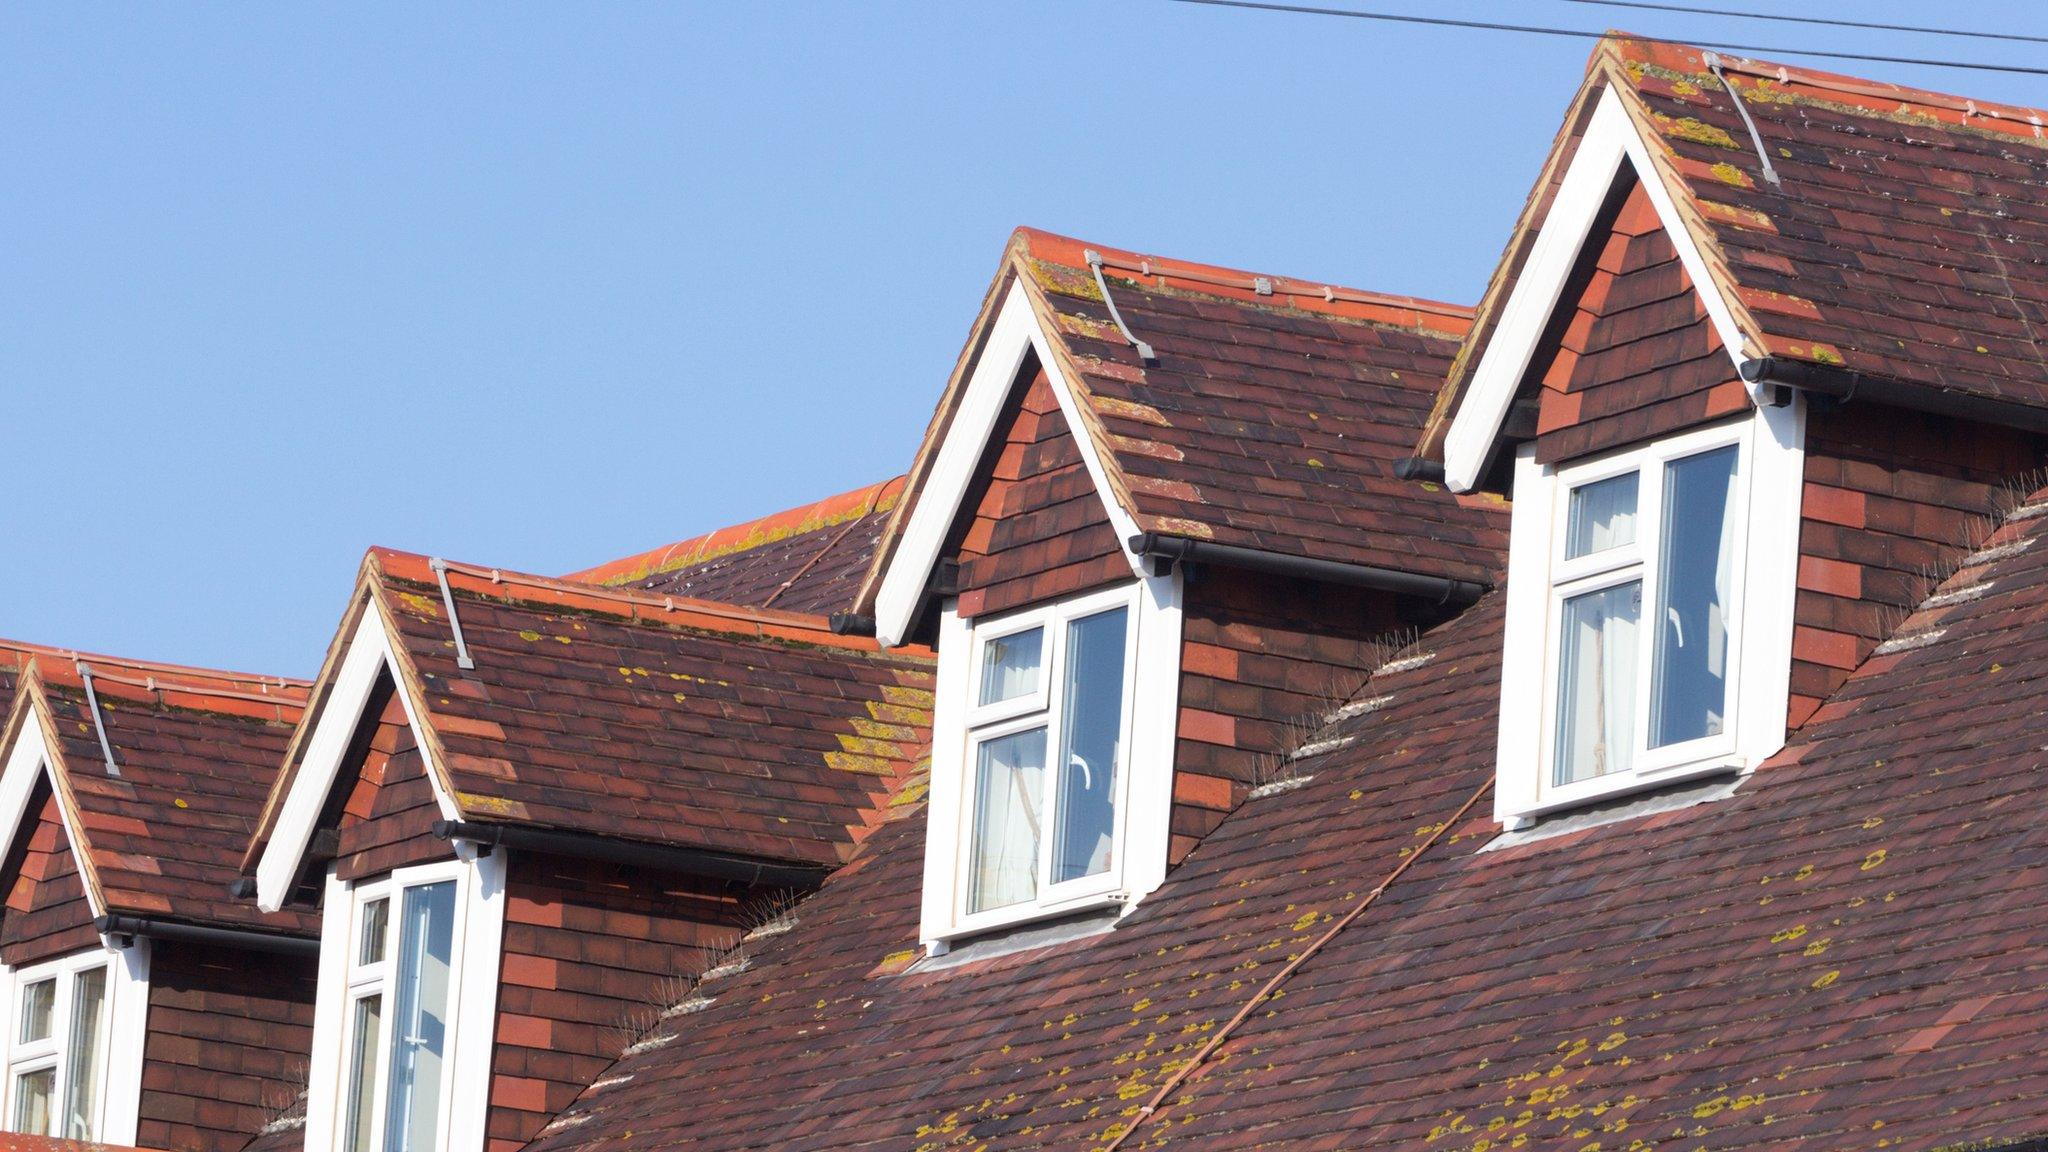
5, 2, 2045, 677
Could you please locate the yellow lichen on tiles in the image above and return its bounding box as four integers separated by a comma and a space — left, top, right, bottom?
1659, 115, 1740, 149
1697, 200, 1778, 232
398, 592, 441, 618
1094, 395, 1172, 427
849, 716, 919, 742
825, 750, 896, 775
1811, 970, 1840, 989
1709, 162, 1753, 187
1148, 517, 1215, 539
880, 684, 936, 708
1027, 258, 1102, 302
518, 630, 543, 642
868, 700, 932, 727
1055, 311, 1123, 343
1861, 848, 1888, 870
456, 792, 528, 819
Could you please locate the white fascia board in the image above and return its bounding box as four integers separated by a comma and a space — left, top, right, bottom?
101, 937, 151, 1148
1444, 85, 1755, 493
874, 279, 1145, 647
254, 602, 461, 912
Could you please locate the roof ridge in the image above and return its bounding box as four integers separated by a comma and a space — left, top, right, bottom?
373, 548, 928, 658
1012, 227, 1476, 334
566, 477, 906, 587
1608, 35, 2048, 144
0, 637, 307, 692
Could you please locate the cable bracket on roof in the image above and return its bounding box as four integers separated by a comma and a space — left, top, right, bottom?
1704, 52, 1782, 188
427, 557, 478, 670
74, 663, 121, 777
1084, 249, 1157, 364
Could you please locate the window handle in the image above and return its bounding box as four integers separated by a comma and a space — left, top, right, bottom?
1068, 753, 1093, 789
1666, 606, 1685, 647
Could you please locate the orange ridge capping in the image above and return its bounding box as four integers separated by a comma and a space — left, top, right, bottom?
1012, 227, 1477, 336
371, 548, 928, 658
1608, 34, 2048, 142
565, 477, 908, 587
0, 638, 309, 722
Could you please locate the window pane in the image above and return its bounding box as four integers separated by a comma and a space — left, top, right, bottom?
344, 995, 383, 1152
966, 728, 1047, 913
1555, 581, 1640, 785
18, 980, 52, 1045
1566, 472, 1639, 559
1052, 607, 1129, 885
384, 881, 456, 1152
1651, 445, 1740, 749
978, 627, 1044, 707
12, 1069, 51, 1136
60, 967, 106, 1140
359, 897, 389, 966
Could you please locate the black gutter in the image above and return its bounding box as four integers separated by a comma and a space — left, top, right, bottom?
828, 612, 877, 637
1392, 457, 1447, 484
1127, 533, 1489, 605
1740, 355, 2048, 436
95, 914, 320, 958
431, 820, 830, 888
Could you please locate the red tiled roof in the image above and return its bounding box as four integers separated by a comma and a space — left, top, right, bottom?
249, 549, 934, 873
859, 229, 1512, 615
569, 478, 904, 616
0, 641, 315, 936
1425, 35, 2048, 457
523, 479, 2048, 1152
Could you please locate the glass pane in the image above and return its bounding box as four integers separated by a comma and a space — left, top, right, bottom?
1566, 471, 1639, 559
359, 897, 389, 966
384, 881, 456, 1152
60, 967, 106, 1140
977, 627, 1044, 707
12, 1069, 51, 1136
1651, 445, 1740, 749
1555, 581, 1641, 785
18, 980, 53, 1044
966, 728, 1047, 913
344, 995, 383, 1152
1052, 607, 1129, 885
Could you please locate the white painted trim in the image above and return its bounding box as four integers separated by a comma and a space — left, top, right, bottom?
919, 573, 1181, 949
1493, 404, 1804, 825
1444, 85, 1754, 493
256, 603, 462, 912
874, 279, 1145, 648
303, 853, 506, 1152
0, 722, 58, 911
0, 939, 149, 1144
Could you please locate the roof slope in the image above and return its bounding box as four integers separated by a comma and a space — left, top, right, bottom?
1425, 35, 2048, 456
0, 643, 314, 936
860, 229, 1511, 613
570, 479, 903, 616
526, 482, 2048, 1152
252, 551, 934, 873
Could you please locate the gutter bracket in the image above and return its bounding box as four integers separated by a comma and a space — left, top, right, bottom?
75, 663, 121, 777
427, 557, 478, 670
1084, 249, 1158, 364
1705, 53, 1782, 188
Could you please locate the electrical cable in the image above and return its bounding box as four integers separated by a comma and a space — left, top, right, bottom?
1551, 0, 2048, 47
1164, 0, 2048, 77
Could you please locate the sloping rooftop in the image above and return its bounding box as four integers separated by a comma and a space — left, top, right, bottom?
570, 478, 903, 616
521, 469, 2048, 1151
1425, 35, 2048, 457
0, 641, 315, 936
251, 550, 934, 873
860, 228, 1512, 617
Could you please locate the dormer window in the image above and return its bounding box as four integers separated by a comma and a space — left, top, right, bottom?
961, 586, 1136, 919
4, 953, 111, 1140
1496, 410, 1802, 827
1544, 427, 1744, 798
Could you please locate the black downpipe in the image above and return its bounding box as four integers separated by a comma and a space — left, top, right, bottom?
431, 821, 829, 889
94, 914, 320, 957
1740, 355, 2048, 436
1127, 534, 1489, 605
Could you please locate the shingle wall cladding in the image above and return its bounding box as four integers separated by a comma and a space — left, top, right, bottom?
948, 363, 1128, 622
487, 851, 754, 1152
1170, 567, 1410, 864
1526, 175, 1751, 466
1790, 404, 2044, 727
137, 939, 317, 1152
331, 679, 454, 883
0, 781, 100, 966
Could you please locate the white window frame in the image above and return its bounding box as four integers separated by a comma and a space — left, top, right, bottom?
921, 574, 1182, 950
1495, 403, 1804, 827
304, 853, 505, 1152
0, 942, 148, 1145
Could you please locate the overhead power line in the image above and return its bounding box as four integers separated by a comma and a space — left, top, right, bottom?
1554, 0, 2048, 48
1164, 0, 2048, 77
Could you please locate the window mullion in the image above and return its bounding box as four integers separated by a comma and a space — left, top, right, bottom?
1038, 609, 1070, 896
1631, 456, 1668, 760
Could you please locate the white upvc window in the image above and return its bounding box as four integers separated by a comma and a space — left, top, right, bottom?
308, 856, 504, 1152
922, 577, 1183, 948
3, 951, 113, 1141
1496, 407, 1804, 826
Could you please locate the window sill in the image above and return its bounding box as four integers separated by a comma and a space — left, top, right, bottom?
1504, 752, 1750, 829
928, 888, 1128, 954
